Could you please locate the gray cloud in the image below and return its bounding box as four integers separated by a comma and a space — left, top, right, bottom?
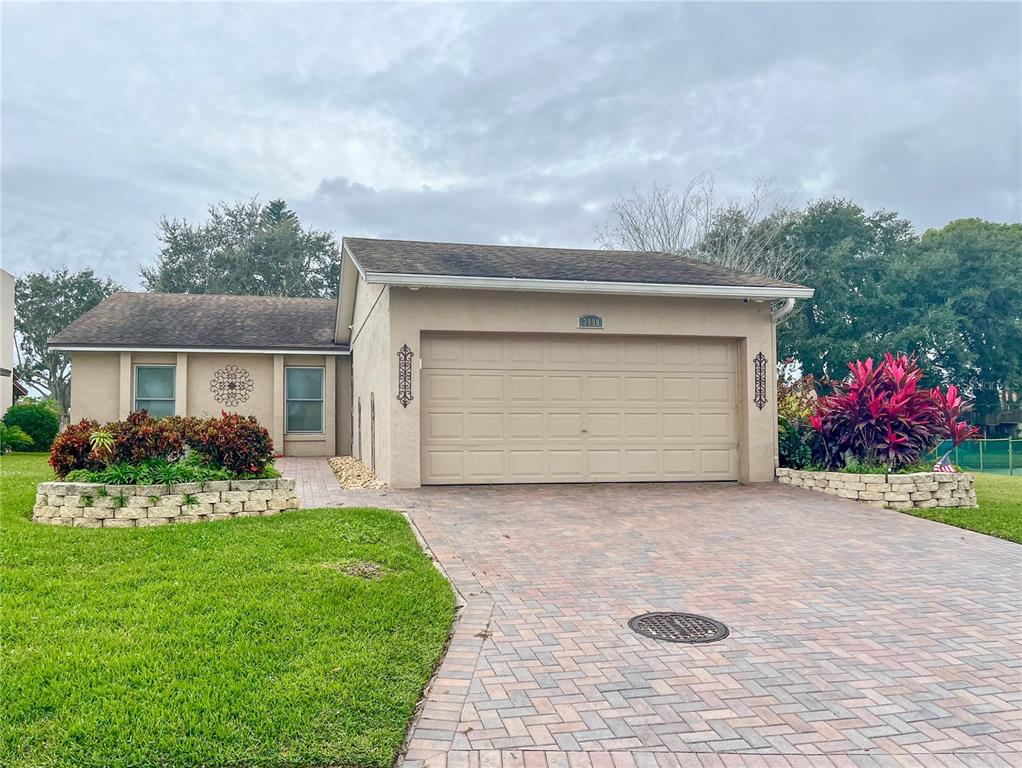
2, 2, 1018, 288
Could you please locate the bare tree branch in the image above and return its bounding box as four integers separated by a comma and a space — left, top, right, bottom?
598, 175, 805, 282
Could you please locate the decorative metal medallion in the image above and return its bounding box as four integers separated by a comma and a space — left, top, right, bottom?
397, 344, 414, 407
578, 314, 604, 329
628, 612, 729, 644
210, 364, 254, 406
753, 351, 768, 410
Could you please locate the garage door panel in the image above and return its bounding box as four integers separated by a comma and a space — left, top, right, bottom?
623, 413, 658, 439
697, 341, 735, 369
625, 449, 660, 476
467, 337, 504, 363
466, 412, 503, 440
424, 372, 465, 401
468, 374, 503, 400
623, 340, 659, 365
700, 448, 737, 477
588, 450, 622, 477
699, 412, 736, 440
424, 450, 464, 479
508, 450, 544, 478
549, 376, 583, 401
698, 375, 736, 405
549, 450, 586, 478
623, 377, 658, 402
509, 375, 543, 401
588, 376, 621, 400
425, 412, 463, 440
509, 339, 543, 364
587, 343, 621, 365
662, 413, 697, 439
548, 340, 584, 365
662, 377, 696, 402
663, 449, 698, 476
587, 412, 621, 439
508, 412, 544, 440
424, 337, 465, 365
661, 341, 698, 367
467, 450, 504, 479
421, 333, 739, 484
548, 412, 584, 438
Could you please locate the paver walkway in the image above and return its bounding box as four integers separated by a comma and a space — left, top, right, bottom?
277, 458, 1022, 768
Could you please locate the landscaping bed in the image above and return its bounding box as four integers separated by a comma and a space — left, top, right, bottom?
329, 455, 386, 489
776, 467, 976, 509
33, 478, 299, 527
0, 453, 456, 768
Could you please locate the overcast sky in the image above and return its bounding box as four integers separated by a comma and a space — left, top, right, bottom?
2, 2, 1019, 288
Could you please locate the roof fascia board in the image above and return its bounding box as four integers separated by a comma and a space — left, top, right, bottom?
50, 345, 350, 356
363, 271, 815, 299
334, 241, 363, 344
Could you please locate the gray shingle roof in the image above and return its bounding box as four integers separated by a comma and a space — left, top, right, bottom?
50, 292, 345, 351
344, 237, 807, 290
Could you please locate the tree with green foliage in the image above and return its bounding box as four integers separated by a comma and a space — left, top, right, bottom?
779, 204, 1020, 420
3, 399, 60, 451
887, 219, 1022, 417
778, 199, 917, 380
140, 199, 340, 297
15, 269, 121, 415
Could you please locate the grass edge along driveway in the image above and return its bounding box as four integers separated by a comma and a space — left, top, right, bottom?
906, 471, 1022, 544
0, 453, 455, 768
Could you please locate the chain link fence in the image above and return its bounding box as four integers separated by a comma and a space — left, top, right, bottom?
929, 438, 1021, 475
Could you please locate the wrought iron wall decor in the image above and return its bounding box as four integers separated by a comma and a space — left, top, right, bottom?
210, 364, 255, 407
397, 344, 414, 407
753, 352, 768, 410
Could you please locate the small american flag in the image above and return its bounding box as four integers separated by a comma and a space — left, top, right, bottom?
933, 451, 956, 473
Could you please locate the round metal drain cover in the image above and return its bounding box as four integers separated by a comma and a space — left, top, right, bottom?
628, 612, 729, 644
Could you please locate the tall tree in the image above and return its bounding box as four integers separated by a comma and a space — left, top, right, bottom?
140, 199, 340, 297
15, 269, 121, 415
886, 219, 1022, 417
777, 199, 917, 380
597, 175, 806, 281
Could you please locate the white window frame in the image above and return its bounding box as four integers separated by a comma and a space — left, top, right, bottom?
134, 364, 176, 416
285, 366, 325, 434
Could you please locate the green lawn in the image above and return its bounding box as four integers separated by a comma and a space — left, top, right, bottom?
908, 472, 1022, 544
0, 453, 455, 768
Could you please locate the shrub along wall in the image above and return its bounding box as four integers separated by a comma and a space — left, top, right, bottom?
776, 468, 977, 510
32, 479, 299, 527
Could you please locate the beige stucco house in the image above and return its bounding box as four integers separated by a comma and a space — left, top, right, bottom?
51, 238, 812, 488
1, 268, 19, 414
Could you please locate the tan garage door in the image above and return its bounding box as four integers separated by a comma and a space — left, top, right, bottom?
420, 333, 739, 484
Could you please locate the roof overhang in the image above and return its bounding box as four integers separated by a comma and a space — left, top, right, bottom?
50, 345, 350, 356
336, 244, 814, 343
334, 242, 365, 344
361, 270, 814, 300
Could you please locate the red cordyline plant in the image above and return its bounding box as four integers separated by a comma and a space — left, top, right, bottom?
809, 353, 979, 470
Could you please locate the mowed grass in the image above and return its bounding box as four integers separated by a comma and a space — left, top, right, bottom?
908, 472, 1022, 544
0, 453, 455, 768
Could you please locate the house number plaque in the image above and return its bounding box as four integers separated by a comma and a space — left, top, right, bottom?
578, 314, 603, 329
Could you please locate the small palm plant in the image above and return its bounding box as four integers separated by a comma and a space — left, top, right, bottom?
0, 424, 34, 453
89, 429, 115, 462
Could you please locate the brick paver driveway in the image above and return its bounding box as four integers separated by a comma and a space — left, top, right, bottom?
284, 461, 1021, 768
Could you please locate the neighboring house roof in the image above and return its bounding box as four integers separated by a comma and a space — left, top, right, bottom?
49, 292, 348, 354
342, 237, 812, 293
12, 371, 28, 398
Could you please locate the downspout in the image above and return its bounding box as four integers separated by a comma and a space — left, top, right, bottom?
770, 297, 797, 324
769, 297, 798, 478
